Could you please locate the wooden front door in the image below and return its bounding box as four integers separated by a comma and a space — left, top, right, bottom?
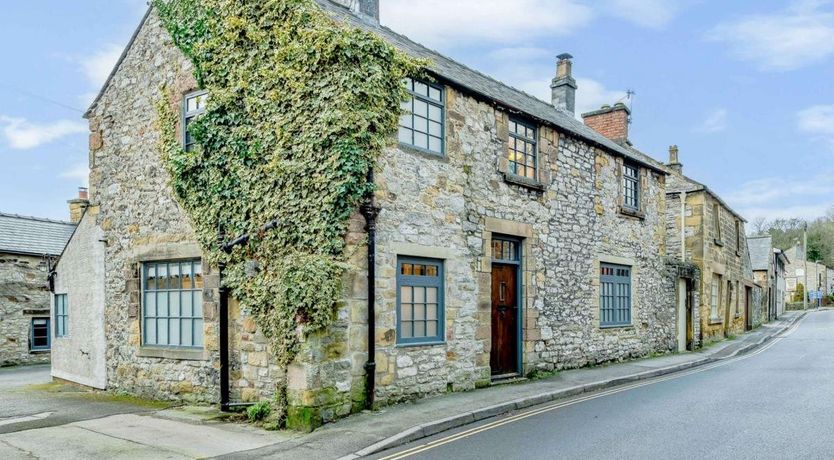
746, 286, 753, 331
491, 264, 518, 376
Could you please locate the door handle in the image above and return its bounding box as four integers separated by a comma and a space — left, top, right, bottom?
499, 282, 506, 302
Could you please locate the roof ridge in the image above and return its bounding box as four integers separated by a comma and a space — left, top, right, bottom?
0, 212, 75, 226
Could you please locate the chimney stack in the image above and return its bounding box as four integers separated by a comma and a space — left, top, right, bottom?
68, 187, 90, 224
334, 0, 379, 23
551, 53, 577, 114
667, 145, 682, 174
581, 102, 630, 143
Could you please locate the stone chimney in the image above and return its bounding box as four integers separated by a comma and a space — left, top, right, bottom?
667, 145, 682, 174
332, 0, 379, 23
551, 53, 577, 114
68, 187, 89, 224
581, 102, 630, 143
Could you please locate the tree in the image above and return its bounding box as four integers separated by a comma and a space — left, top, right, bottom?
794, 283, 805, 302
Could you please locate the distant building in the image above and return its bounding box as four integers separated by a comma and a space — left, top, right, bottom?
748, 235, 789, 321
0, 209, 76, 366
784, 245, 830, 305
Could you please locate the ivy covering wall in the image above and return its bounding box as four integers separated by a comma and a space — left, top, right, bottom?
153, 0, 422, 365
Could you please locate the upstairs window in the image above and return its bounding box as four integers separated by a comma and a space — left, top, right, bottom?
600, 263, 632, 327
710, 274, 721, 320
142, 260, 204, 348
55, 294, 68, 338
622, 163, 640, 210
398, 78, 444, 155
735, 220, 741, 255
183, 91, 208, 152
508, 119, 537, 180
713, 203, 722, 243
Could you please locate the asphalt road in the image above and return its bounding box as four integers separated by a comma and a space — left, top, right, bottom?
0, 364, 162, 434
373, 310, 834, 460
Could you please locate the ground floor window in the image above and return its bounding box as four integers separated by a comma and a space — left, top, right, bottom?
142, 260, 204, 348
396, 257, 444, 345
55, 294, 68, 337
30, 318, 50, 351
600, 263, 631, 327
711, 274, 721, 320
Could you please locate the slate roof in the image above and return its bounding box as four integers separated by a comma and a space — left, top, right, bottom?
748, 235, 772, 271
0, 213, 76, 256
666, 172, 747, 222
87, 2, 666, 174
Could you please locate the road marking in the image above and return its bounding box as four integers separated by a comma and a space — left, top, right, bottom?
380, 316, 805, 460
0, 412, 52, 427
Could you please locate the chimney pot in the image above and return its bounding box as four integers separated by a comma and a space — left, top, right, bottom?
68, 187, 90, 224
78, 187, 88, 200
551, 53, 577, 114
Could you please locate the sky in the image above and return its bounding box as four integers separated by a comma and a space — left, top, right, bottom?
1, 0, 833, 223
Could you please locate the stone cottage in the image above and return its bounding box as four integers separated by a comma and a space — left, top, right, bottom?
784, 245, 830, 305
0, 211, 75, 366
54, 0, 683, 430
664, 146, 756, 342
748, 235, 789, 321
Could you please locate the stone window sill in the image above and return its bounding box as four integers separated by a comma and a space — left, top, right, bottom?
714, 238, 724, 247
599, 324, 634, 330
29, 350, 50, 354
397, 143, 447, 162
618, 206, 645, 220
708, 317, 723, 325
137, 346, 208, 361
502, 172, 545, 192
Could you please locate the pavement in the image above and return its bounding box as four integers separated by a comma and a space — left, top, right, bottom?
369, 308, 830, 460
0, 311, 807, 459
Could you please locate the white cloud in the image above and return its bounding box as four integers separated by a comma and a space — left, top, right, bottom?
0, 116, 87, 150
601, 0, 687, 29
574, 78, 628, 116
60, 163, 90, 188
80, 44, 123, 88
380, 0, 594, 47
694, 108, 728, 133
727, 172, 834, 220
798, 105, 834, 135
707, 1, 834, 70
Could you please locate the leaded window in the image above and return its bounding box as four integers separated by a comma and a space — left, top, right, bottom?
55, 294, 68, 338
142, 260, 204, 348
492, 239, 520, 263
623, 163, 640, 210
600, 263, 631, 327
508, 119, 537, 179
398, 78, 444, 155
397, 257, 444, 345
183, 90, 208, 152
31, 318, 50, 351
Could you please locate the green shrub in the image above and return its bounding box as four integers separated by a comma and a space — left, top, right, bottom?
247, 401, 272, 422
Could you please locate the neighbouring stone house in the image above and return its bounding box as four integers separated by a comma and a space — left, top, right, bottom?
1, 212, 75, 366
55, 0, 689, 430
784, 245, 830, 304
664, 146, 756, 343
748, 235, 789, 321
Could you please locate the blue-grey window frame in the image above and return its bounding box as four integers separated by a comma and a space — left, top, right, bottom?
182, 90, 208, 152
507, 118, 538, 180
398, 78, 445, 156
600, 263, 632, 328
30, 318, 50, 351
396, 256, 445, 346
623, 163, 640, 211
54, 293, 68, 338
141, 259, 204, 349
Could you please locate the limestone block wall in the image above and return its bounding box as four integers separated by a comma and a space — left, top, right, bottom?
0, 252, 51, 366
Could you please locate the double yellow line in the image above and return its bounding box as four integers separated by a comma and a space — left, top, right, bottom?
380, 317, 803, 460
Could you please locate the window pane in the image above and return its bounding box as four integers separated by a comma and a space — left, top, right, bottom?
398, 127, 412, 144
170, 318, 181, 346
146, 265, 157, 290
182, 319, 193, 346
427, 321, 437, 337
415, 303, 426, 321
413, 99, 428, 117
426, 287, 437, 303
402, 303, 413, 321
193, 292, 203, 317
402, 264, 413, 275
182, 291, 193, 317
414, 81, 428, 97
428, 105, 442, 121
169, 263, 181, 289
194, 319, 204, 347
146, 293, 157, 317
429, 121, 441, 136
401, 321, 412, 338
401, 286, 412, 303
158, 318, 168, 345
427, 303, 437, 320
399, 114, 412, 129
158, 264, 168, 289
429, 136, 442, 153
158, 292, 169, 316
145, 318, 157, 344
414, 321, 426, 337
170, 291, 181, 316
414, 116, 428, 133
414, 287, 425, 303
414, 133, 428, 149
426, 265, 438, 277
429, 86, 441, 102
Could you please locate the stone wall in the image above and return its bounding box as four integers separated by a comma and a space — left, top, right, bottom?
0, 252, 51, 366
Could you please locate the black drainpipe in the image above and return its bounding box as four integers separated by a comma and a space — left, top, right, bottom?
360, 170, 379, 410
217, 219, 281, 411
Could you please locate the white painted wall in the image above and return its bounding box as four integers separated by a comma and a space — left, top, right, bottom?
51, 212, 106, 389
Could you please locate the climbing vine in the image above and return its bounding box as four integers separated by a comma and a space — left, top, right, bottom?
152, 0, 422, 364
